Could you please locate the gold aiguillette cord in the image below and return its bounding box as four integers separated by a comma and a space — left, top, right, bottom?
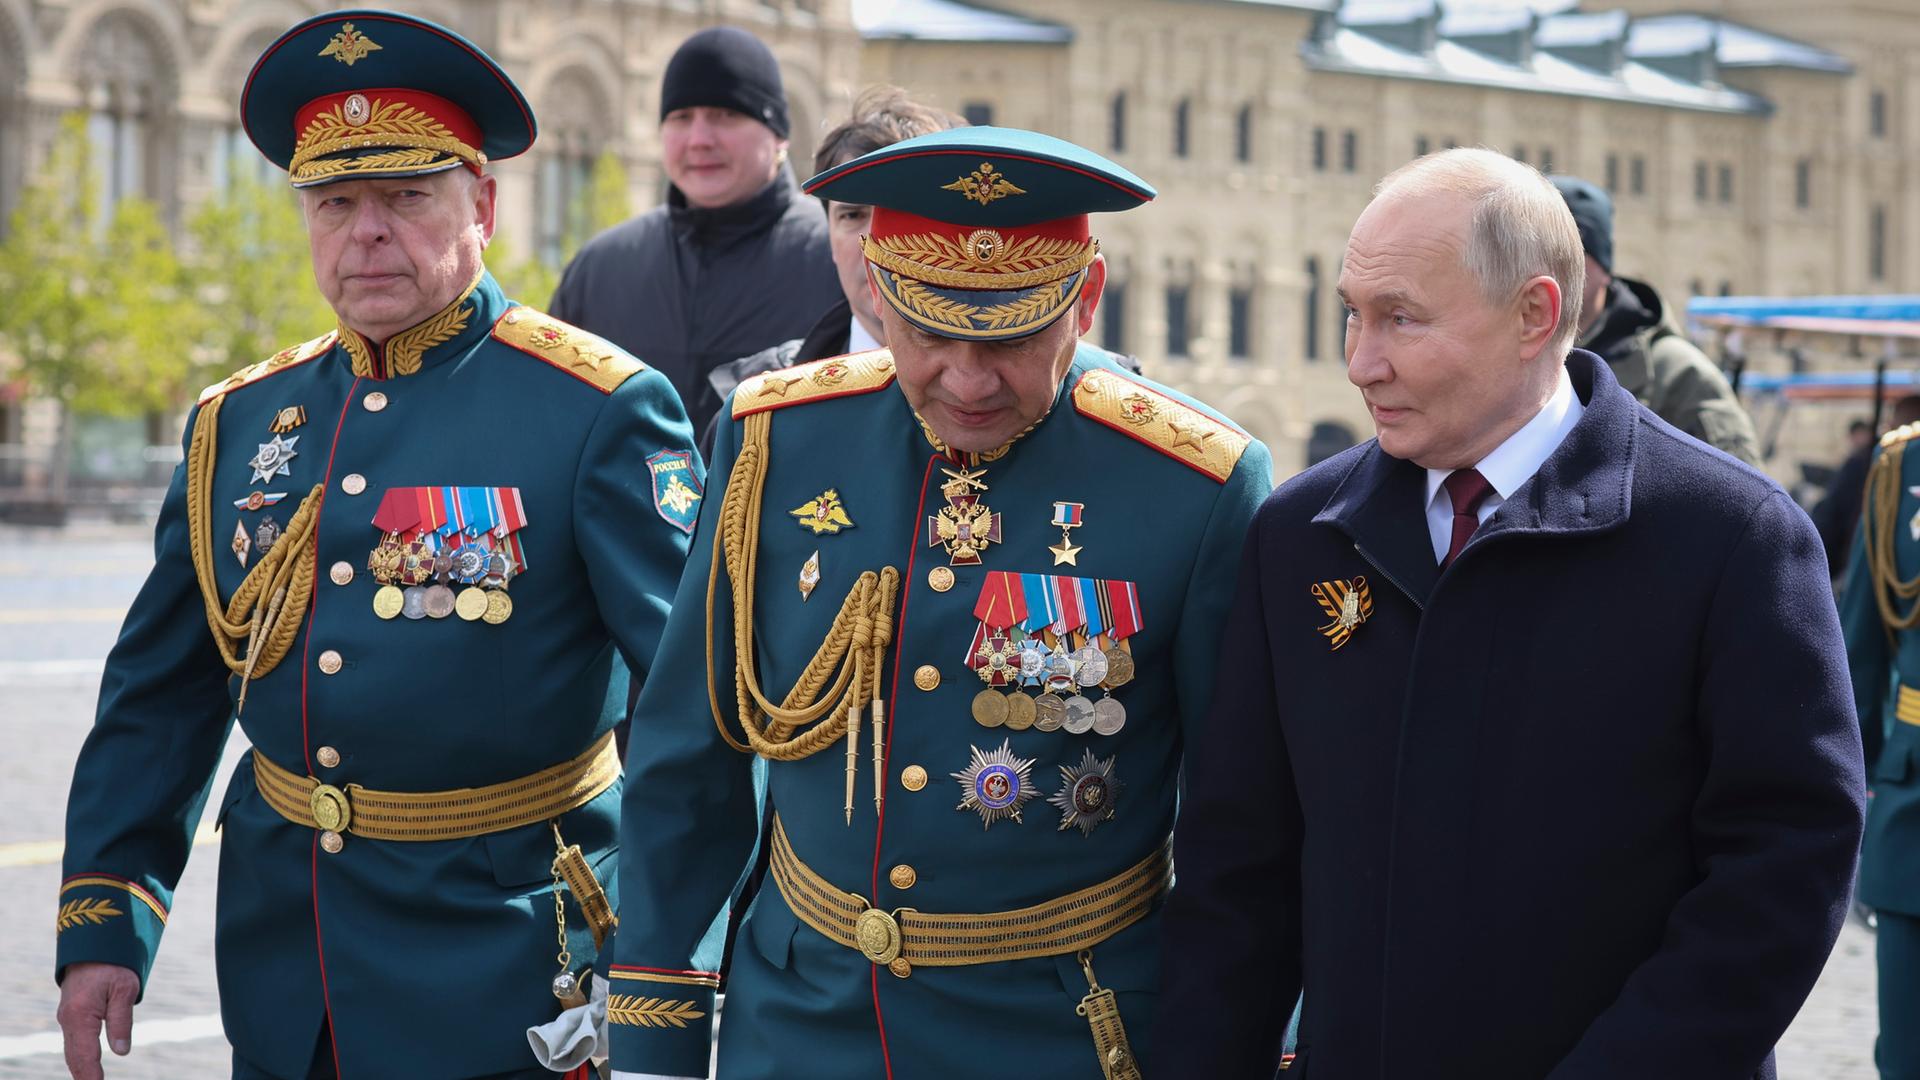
185, 392, 323, 713
706, 409, 898, 823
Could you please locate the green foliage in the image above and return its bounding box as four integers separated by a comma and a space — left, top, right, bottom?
0, 122, 638, 415
186, 165, 334, 390
488, 229, 560, 314
580, 149, 632, 246
489, 149, 632, 313
0, 115, 331, 417
83, 196, 196, 415
0, 115, 123, 412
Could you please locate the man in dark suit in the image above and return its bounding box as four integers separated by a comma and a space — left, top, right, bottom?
1150, 148, 1865, 1080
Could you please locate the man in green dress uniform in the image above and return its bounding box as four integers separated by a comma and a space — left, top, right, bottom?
1843, 420, 1920, 1080
53, 10, 697, 1079
604, 127, 1273, 1080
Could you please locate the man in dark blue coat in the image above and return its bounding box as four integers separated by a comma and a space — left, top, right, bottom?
1150, 148, 1865, 1079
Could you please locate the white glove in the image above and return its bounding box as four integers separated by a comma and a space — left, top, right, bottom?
526, 973, 607, 1072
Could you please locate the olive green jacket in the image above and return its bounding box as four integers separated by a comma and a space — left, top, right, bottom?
1581, 276, 1761, 466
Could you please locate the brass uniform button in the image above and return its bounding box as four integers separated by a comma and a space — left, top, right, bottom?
889, 864, 917, 889
913, 665, 940, 691
319, 830, 344, 854
341, 473, 367, 496
317, 650, 343, 675
927, 566, 955, 593
329, 561, 354, 586
900, 765, 928, 792
316, 746, 341, 769
888, 957, 913, 979
363, 391, 388, 412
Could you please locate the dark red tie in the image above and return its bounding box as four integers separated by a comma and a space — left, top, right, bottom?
1441, 468, 1493, 568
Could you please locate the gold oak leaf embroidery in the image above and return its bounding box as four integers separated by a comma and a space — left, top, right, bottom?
56, 898, 125, 933
606, 995, 708, 1029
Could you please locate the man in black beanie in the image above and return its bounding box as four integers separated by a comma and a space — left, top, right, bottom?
550, 25, 838, 435
1551, 174, 1761, 465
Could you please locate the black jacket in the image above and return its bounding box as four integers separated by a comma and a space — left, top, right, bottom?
1152, 350, 1864, 1079
548, 165, 840, 434
698, 298, 853, 457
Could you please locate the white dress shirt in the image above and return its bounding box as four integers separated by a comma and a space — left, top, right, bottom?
1424, 367, 1584, 563
847, 315, 881, 354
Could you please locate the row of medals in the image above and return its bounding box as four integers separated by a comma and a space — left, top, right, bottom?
366, 539, 514, 624
971, 635, 1134, 736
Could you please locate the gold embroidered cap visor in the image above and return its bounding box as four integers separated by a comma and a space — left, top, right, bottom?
867, 261, 1092, 341
241, 10, 536, 188
807, 126, 1155, 341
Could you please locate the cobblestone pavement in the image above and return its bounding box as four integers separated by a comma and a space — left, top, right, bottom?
0, 523, 1885, 1078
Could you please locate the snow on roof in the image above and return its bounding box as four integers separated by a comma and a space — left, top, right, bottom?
1632, 14, 1850, 73
1308, 22, 1767, 114
852, 0, 1074, 44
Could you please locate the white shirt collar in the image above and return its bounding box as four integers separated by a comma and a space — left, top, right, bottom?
1424, 366, 1582, 512
847, 316, 881, 354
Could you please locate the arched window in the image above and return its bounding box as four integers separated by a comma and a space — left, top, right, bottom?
80, 14, 169, 209
1306, 421, 1358, 467
214, 29, 282, 197
538, 69, 613, 268
1234, 103, 1253, 164
1173, 98, 1191, 159
1110, 91, 1127, 153
1101, 278, 1127, 355
1304, 256, 1321, 362
1166, 283, 1192, 358
1229, 282, 1254, 361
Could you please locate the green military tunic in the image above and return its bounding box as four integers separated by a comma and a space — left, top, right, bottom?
1842, 420, 1920, 1080
607, 344, 1271, 1078
58, 270, 698, 1077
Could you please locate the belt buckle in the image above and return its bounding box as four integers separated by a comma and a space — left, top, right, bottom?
854, 904, 904, 965
309, 783, 352, 834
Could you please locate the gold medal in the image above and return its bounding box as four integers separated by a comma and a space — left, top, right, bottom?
971, 688, 1009, 728
372, 584, 404, 620
1004, 691, 1036, 731
1034, 692, 1067, 731
483, 590, 513, 624
455, 586, 489, 621
1101, 645, 1135, 688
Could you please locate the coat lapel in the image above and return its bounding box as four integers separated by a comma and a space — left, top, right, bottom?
1311, 350, 1638, 605
1313, 444, 1440, 610
1473, 350, 1635, 546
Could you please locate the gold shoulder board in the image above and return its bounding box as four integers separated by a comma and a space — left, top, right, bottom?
491, 307, 645, 394
1072, 368, 1250, 483
733, 350, 898, 419
1882, 422, 1920, 449
198, 331, 337, 405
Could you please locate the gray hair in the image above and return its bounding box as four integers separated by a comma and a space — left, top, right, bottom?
1375, 148, 1586, 359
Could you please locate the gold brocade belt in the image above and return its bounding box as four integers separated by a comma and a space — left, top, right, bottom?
252, 731, 619, 843
767, 814, 1171, 975
1898, 685, 1920, 727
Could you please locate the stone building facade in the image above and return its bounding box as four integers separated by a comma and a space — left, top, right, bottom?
1, 0, 1916, 480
